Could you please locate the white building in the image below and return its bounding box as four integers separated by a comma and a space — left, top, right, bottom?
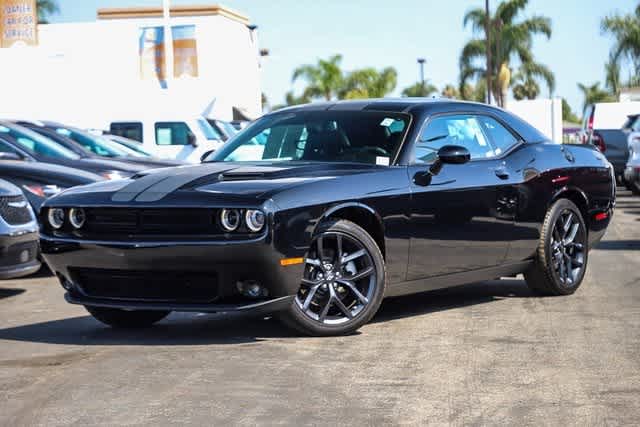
0, 4, 262, 127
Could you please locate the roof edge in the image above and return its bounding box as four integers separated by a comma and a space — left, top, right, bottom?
97, 4, 249, 25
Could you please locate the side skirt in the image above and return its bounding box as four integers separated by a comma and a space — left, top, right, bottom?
385, 261, 533, 298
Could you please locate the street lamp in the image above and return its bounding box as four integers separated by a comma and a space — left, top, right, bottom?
417, 58, 426, 94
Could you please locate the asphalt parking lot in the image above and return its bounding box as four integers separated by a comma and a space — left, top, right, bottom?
1, 190, 639, 426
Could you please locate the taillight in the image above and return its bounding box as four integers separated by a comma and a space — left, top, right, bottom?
587, 110, 594, 132
592, 132, 606, 153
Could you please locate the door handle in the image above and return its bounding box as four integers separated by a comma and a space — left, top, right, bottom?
494, 167, 509, 180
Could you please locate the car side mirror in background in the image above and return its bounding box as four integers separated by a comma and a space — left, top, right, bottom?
188, 133, 198, 147
200, 149, 215, 163
0, 152, 24, 161
413, 145, 470, 186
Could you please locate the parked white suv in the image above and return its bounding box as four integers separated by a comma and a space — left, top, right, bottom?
108, 117, 224, 163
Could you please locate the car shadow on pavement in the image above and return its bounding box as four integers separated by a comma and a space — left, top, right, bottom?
0, 287, 25, 299
0, 279, 536, 345
373, 279, 535, 323
595, 240, 640, 250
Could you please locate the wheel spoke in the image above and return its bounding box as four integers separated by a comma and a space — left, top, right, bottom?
305, 258, 322, 267
335, 234, 343, 266
570, 242, 584, 250
317, 236, 325, 261
571, 257, 584, 268
318, 296, 332, 322
562, 213, 573, 235
302, 284, 321, 310
337, 279, 369, 304
346, 266, 374, 282
301, 278, 319, 287
341, 249, 366, 265
564, 223, 579, 245
333, 295, 353, 319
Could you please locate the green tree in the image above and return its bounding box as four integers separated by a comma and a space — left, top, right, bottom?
561, 98, 580, 124
459, 0, 554, 107
601, 4, 640, 82
36, 0, 59, 24
511, 62, 555, 100
401, 81, 438, 97
577, 82, 615, 115
292, 54, 344, 101
441, 84, 459, 99
341, 67, 398, 99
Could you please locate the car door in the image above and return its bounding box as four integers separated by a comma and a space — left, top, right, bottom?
407, 113, 520, 280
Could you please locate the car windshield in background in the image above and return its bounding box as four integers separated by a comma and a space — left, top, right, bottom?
0, 124, 80, 160
197, 119, 223, 140
208, 111, 409, 164
216, 120, 238, 137
54, 127, 136, 157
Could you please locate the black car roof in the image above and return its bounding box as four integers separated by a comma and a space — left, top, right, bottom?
270, 98, 549, 143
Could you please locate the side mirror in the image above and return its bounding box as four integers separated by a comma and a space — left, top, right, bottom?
413, 145, 470, 186
0, 152, 24, 161
437, 145, 471, 164
188, 133, 198, 147
200, 149, 215, 163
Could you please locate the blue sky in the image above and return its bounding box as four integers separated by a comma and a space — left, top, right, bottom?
50, 0, 638, 114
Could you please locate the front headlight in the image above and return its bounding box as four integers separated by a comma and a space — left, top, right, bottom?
220, 209, 241, 232
23, 184, 65, 198
47, 208, 65, 229
101, 170, 132, 181
69, 208, 86, 229
245, 209, 265, 232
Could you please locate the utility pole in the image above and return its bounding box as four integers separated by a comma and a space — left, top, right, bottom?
485, 0, 491, 105
417, 58, 426, 94
163, 0, 173, 86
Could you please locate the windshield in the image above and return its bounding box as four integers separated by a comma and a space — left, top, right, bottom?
207, 111, 409, 164
197, 118, 223, 140
215, 120, 238, 138
0, 124, 81, 159
54, 127, 138, 157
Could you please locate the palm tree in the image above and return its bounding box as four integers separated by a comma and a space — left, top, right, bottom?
341, 67, 398, 99
459, 0, 554, 107
601, 4, 640, 81
292, 55, 344, 101
511, 62, 555, 100
36, 0, 59, 24
401, 81, 438, 97
577, 82, 615, 115
441, 84, 459, 99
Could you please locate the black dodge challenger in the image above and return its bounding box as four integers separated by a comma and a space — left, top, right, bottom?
40, 99, 615, 336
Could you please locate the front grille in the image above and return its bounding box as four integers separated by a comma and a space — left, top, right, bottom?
0, 196, 32, 226
83, 208, 221, 236
0, 240, 38, 268
71, 268, 218, 303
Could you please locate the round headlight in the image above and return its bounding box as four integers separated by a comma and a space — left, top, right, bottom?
220, 209, 240, 232
245, 209, 265, 232
69, 208, 86, 229
47, 208, 65, 229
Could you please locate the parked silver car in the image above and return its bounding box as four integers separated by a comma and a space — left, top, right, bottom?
0, 179, 40, 279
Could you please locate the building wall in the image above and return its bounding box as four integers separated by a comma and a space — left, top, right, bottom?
0, 9, 261, 127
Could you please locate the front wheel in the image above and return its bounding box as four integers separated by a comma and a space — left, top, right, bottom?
524, 199, 588, 296
85, 306, 170, 328
279, 219, 386, 336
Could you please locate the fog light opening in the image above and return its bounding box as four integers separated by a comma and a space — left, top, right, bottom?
236, 280, 268, 299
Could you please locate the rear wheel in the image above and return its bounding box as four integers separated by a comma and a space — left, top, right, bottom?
279, 219, 386, 336
85, 306, 170, 328
525, 199, 588, 296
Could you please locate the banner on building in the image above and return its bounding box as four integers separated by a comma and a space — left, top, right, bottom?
172, 25, 198, 78
139, 26, 166, 82
1, 0, 38, 47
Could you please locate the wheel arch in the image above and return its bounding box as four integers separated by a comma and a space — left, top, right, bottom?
318, 203, 386, 258
550, 186, 590, 227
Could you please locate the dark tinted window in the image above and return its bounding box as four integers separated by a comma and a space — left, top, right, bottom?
110, 122, 143, 142
209, 111, 409, 164
477, 116, 519, 155
155, 122, 193, 146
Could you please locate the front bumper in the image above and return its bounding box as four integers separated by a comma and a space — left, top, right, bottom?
40, 234, 304, 314
0, 231, 41, 280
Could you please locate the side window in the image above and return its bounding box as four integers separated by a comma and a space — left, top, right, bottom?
0, 139, 21, 156
415, 114, 495, 163
155, 122, 193, 146
110, 122, 143, 142
477, 116, 519, 156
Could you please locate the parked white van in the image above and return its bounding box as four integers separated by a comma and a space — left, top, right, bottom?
107, 117, 225, 163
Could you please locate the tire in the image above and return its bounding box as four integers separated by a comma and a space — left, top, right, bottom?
85, 306, 170, 328
279, 219, 386, 336
629, 179, 640, 196
524, 199, 588, 296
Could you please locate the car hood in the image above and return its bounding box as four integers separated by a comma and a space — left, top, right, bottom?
45, 161, 386, 206
0, 160, 104, 187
